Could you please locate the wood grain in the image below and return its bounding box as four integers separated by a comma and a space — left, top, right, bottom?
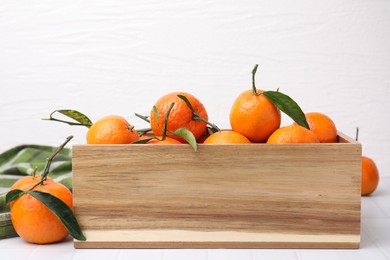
72, 132, 361, 249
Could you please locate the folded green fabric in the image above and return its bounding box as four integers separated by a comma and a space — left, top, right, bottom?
0, 145, 72, 239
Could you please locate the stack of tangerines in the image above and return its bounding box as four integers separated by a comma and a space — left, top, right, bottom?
86, 65, 338, 146
85, 93, 336, 145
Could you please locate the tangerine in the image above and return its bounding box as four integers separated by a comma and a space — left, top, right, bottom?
230, 65, 281, 143
296, 112, 337, 143
266, 125, 319, 144
86, 115, 139, 144
203, 130, 251, 144
361, 156, 379, 196
147, 136, 182, 144
11, 174, 53, 191
150, 92, 208, 142
10, 176, 73, 244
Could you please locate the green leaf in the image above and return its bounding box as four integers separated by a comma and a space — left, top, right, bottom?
162, 102, 175, 140
262, 91, 310, 129
43, 109, 93, 128
177, 95, 195, 112
136, 127, 152, 136
135, 113, 150, 123
172, 128, 198, 152
27, 190, 86, 241
178, 94, 221, 132
153, 106, 159, 121
57, 110, 92, 127
5, 189, 25, 206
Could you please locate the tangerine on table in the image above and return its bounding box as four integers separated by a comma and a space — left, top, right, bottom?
203, 130, 251, 144
296, 112, 337, 143
361, 156, 379, 196
86, 115, 139, 144
150, 92, 208, 142
10, 176, 73, 244
266, 125, 319, 144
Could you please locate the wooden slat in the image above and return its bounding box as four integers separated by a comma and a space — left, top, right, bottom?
72, 132, 361, 249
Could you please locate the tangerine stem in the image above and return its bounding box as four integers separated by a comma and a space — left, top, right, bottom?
193, 113, 220, 132
42, 111, 92, 128
161, 102, 175, 141
31, 167, 37, 178
42, 117, 90, 127
177, 94, 221, 132
136, 127, 152, 136
40, 136, 73, 183
128, 125, 135, 132
252, 64, 260, 96
30, 135, 73, 190
355, 127, 359, 142
30, 136, 73, 190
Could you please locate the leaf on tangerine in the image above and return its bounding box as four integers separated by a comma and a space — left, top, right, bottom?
177, 95, 195, 112
27, 190, 86, 241
172, 128, 198, 152
262, 91, 310, 130
162, 102, 175, 140
153, 106, 159, 121
5, 189, 25, 206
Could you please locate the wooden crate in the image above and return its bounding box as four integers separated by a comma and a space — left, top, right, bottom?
72, 132, 361, 249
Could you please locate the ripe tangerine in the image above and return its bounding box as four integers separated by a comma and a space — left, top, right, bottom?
297, 112, 337, 143
150, 92, 208, 142
230, 65, 281, 143
86, 115, 139, 144
147, 137, 182, 144
203, 130, 251, 144
10, 176, 73, 244
361, 156, 379, 196
266, 125, 319, 144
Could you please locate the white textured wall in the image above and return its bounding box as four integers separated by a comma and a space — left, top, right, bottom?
1, 1, 389, 176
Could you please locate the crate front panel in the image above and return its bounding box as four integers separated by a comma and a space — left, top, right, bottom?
72, 140, 361, 248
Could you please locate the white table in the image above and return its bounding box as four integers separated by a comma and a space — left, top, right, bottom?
1, 177, 389, 260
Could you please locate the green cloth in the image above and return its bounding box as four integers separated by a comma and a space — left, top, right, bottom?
0, 145, 72, 239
